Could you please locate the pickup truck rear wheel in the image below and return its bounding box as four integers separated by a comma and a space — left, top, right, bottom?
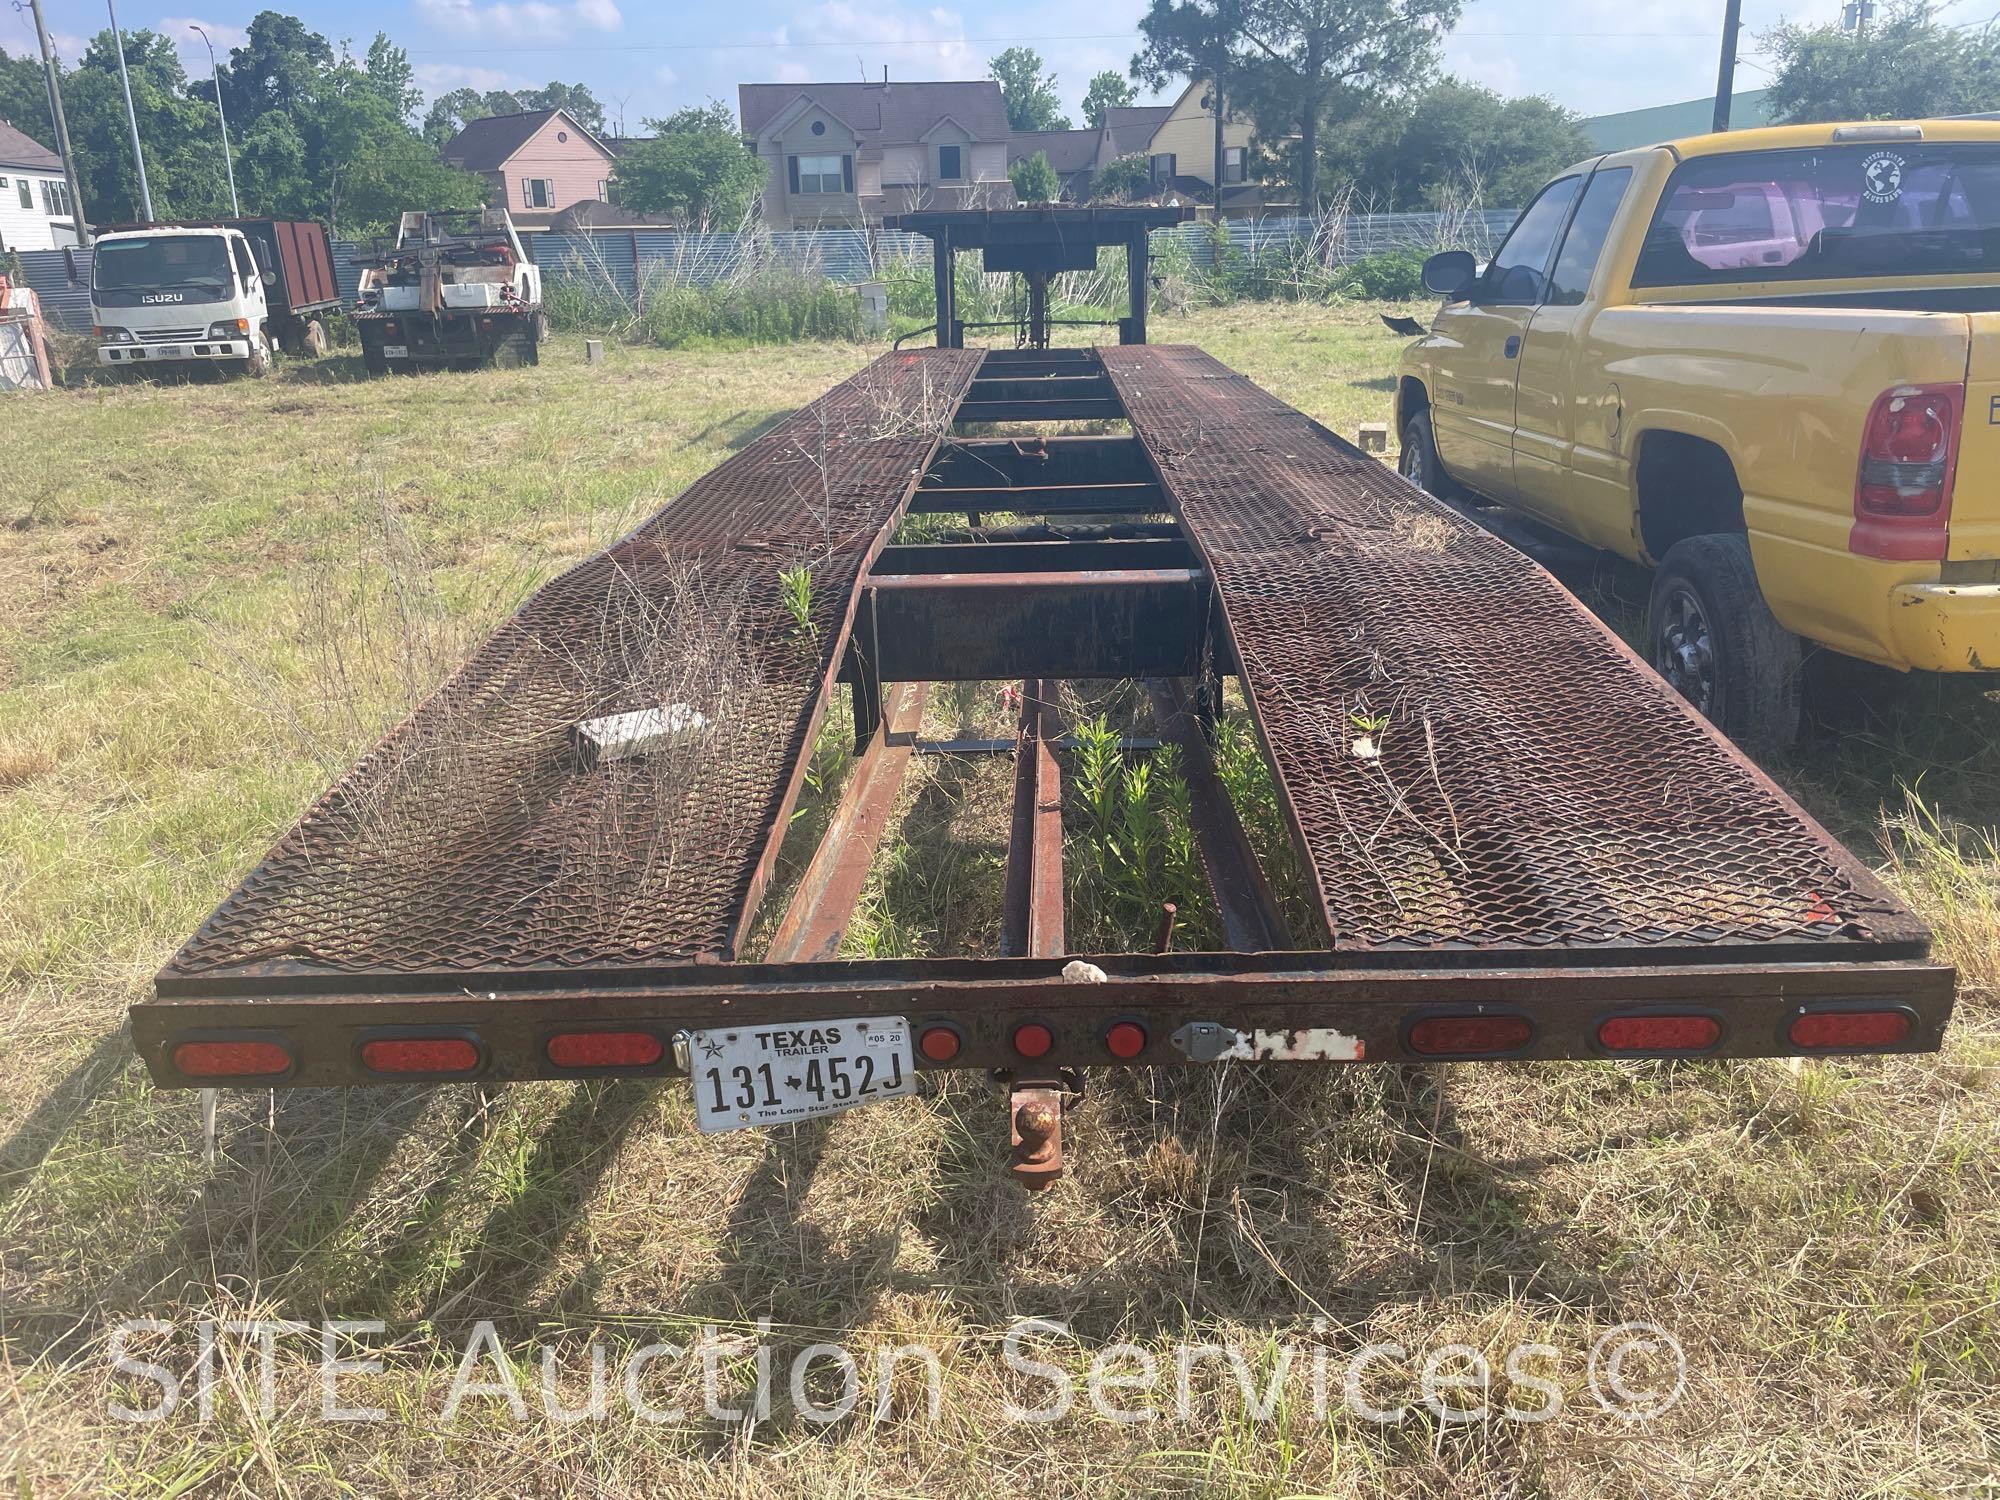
1649, 534, 1801, 749
1398, 409, 1464, 502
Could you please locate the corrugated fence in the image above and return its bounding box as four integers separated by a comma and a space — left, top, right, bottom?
15, 211, 1518, 332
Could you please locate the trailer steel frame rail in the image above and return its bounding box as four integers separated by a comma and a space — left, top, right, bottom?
134, 338, 1954, 1183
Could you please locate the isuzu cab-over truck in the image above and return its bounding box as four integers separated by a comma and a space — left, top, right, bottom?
79, 218, 340, 377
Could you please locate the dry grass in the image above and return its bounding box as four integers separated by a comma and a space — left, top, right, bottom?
2, 310, 1997, 1497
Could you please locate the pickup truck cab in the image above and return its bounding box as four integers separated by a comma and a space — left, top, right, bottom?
1395, 121, 2000, 745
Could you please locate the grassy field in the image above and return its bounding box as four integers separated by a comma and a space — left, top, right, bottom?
2, 302, 1996, 1497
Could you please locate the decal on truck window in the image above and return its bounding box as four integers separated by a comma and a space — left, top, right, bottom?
1862, 151, 1906, 205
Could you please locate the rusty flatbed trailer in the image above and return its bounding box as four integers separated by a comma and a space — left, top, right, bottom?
131, 211, 1952, 1184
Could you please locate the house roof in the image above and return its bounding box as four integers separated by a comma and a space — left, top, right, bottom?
739, 81, 1009, 146
0, 119, 61, 174
442, 109, 612, 172
1103, 104, 1173, 159
1008, 128, 1101, 175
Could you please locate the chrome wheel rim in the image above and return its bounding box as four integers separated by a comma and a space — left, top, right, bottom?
1398, 439, 1423, 484
1656, 585, 1717, 715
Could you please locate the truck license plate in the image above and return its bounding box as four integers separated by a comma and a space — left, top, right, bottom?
156, 346, 185, 359
689, 1016, 914, 1133
381, 344, 409, 358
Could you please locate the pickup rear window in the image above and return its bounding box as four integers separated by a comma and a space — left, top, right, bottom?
1633, 143, 2000, 286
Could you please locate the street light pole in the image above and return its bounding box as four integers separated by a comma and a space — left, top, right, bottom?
1712, 0, 1744, 134
23, 0, 90, 244
105, 0, 154, 221
190, 24, 238, 216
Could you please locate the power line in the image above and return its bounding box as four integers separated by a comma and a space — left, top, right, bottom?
408, 26, 1739, 56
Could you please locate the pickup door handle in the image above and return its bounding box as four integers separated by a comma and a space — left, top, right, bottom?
1504, 335, 1522, 359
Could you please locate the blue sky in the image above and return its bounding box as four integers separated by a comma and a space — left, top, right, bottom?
8, 0, 1866, 132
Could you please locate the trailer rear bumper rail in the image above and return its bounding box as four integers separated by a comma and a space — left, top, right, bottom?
137, 956, 1952, 1087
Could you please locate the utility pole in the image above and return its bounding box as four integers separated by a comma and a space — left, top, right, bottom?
1712, 0, 1744, 134
106, 0, 154, 221
23, 0, 90, 244
190, 24, 238, 216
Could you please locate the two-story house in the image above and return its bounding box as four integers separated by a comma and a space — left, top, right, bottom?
739, 78, 1015, 229
441, 108, 617, 222
1007, 82, 1266, 214
0, 120, 78, 251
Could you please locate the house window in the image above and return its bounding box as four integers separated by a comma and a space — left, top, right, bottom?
16, 178, 30, 210
598, 180, 611, 202
1150, 153, 1177, 187
39, 178, 69, 216
938, 144, 962, 181
523, 177, 555, 209
1223, 147, 1246, 185
791, 154, 848, 194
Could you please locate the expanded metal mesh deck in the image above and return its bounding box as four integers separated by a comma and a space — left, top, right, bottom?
167, 349, 983, 978
1102, 344, 1918, 952
165, 342, 1923, 989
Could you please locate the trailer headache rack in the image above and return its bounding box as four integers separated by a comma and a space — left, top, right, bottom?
135, 291, 1952, 1183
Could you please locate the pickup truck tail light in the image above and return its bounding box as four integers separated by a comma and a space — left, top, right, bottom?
1851, 383, 1960, 560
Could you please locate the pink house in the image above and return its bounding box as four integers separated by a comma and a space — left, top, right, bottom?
441, 109, 617, 223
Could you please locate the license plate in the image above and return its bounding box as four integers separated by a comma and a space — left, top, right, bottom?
689, 1015, 914, 1133
381, 344, 409, 358
156, 346, 185, 359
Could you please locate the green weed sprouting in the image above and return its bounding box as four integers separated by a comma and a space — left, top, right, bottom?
1068, 714, 1216, 949
778, 563, 817, 654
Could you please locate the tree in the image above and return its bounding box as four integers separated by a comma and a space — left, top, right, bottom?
1091, 153, 1153, 201
62, 29, 226, 221
1135, 0, 1246, 206
1009, 149, 1060, 202
2, 15, 483, 236
1081, 70, 1137, 128
1231, 0, 1462, 210
1319, 79, 1592, 209
990, 47, 1072, 132
611, 101, 765, 230
0, 48, 55, 143
1764, 1, 2000, 123
519, 82, 605, 135
422, 80, 607, 146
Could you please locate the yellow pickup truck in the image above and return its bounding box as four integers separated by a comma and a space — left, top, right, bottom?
1395, 120, 2000, 746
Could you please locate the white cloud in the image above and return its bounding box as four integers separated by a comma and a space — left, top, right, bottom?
414, 61, 530, 96
417, 0, 622, 44
779, 0, 977, 80
158, 16, 248, 76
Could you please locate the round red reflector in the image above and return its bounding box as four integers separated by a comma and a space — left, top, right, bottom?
918, 1026, 961, 1063
360, 1037, 480, 1074
1407, 1014, 1532, 1056
174, 1039, 291, 1078
1790, 1009, 1912, 1049
1012, 1023, 1054, 1060
1598, 1015, 1721, 1053
1104, 1022, 1148, 1059
546, 1031, 663, 1069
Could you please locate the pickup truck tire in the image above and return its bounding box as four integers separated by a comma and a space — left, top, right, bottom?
302, 319, 329, 359
1398, 410, 1465, 502
1648, 534, 1801, 749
